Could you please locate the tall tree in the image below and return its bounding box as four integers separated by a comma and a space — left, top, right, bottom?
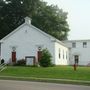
0, 0, 25, 39
0, 0, 70, 40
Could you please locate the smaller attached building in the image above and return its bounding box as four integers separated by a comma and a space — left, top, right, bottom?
0, 17, 69, 65
64, 40, 90, 66
54, 41, 69, 65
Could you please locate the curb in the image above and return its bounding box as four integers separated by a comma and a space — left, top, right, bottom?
0, 76, 90, 86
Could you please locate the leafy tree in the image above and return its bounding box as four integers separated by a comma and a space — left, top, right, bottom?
0, 0, 25, 39
32, 3, 69, 40
39, 49, 52, 67
0, 0, 70, 40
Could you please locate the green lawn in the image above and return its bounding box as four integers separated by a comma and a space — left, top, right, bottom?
0, 66, 90, 81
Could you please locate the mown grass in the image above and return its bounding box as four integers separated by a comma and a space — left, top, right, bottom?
0, 66, 90, 81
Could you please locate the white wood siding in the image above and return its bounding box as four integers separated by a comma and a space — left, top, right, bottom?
55, 42, 69, 65
1, 25, 55, 64
64, 40, 90, 65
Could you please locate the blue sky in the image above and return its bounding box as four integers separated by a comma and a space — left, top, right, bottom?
43, 0, 90, 40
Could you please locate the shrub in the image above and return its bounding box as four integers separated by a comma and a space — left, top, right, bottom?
1, 59, 4, 64
39, 49, 52, 67
15, 59, 26, 66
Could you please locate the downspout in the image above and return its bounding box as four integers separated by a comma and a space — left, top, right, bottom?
0, 42, 1, 64
0, 40, 3, 62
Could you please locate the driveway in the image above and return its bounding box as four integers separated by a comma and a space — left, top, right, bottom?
0, 80, 90, 90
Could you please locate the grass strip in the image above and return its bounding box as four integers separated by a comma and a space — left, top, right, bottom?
0, 76, 90, 86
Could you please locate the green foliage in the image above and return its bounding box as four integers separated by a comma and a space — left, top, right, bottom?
32, 4, 69, 40
0, 0, 70, 40
15, 59, 26, 66
39, 49, 52, 67
1, 59, 5, 64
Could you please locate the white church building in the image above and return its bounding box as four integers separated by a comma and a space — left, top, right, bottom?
0, 17, 69, 65
0, 17, 90, 66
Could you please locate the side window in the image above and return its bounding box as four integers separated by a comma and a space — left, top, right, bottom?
63, 50, 64, 59
83, 42, 87, 48
72, 42, 76, 48
59, 48, 60, 59
66, 51, 68, 59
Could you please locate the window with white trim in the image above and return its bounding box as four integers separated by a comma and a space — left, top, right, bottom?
83, 42, 87, 48
72, 42, 76, 48
63, 50, 64, 59
66, 51, 68, 59
59, 48, 60, 59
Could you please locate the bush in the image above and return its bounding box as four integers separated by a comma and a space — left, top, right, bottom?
15, 59, 26, 66
1, 59, 4, 64
39, 49, 52, 67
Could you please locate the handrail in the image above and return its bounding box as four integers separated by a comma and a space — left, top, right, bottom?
0, 63, 4, 67
0, 63, 7, 72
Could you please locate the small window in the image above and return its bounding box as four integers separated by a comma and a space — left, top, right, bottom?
72, 42, 76, 48
63, 50, 64, 59
83, 42, 87, 48
59, 48, 60, 59
12, 46, 16, 52
66, 51, 68, 59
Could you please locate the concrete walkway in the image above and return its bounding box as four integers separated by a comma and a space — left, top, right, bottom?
0, 80, 90, 90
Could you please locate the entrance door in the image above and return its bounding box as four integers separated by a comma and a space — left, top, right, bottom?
12, 52, 16, 63
37, 51, 42, 61
74, 55, 79, 65
26, 56, 36, 65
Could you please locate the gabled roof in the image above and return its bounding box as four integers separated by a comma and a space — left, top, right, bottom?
0, 23, 27, 41
63, 39, 90, 43
0, 17, 67, 47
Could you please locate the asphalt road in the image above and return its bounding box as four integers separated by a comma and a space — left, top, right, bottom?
0, 80, 90, 90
